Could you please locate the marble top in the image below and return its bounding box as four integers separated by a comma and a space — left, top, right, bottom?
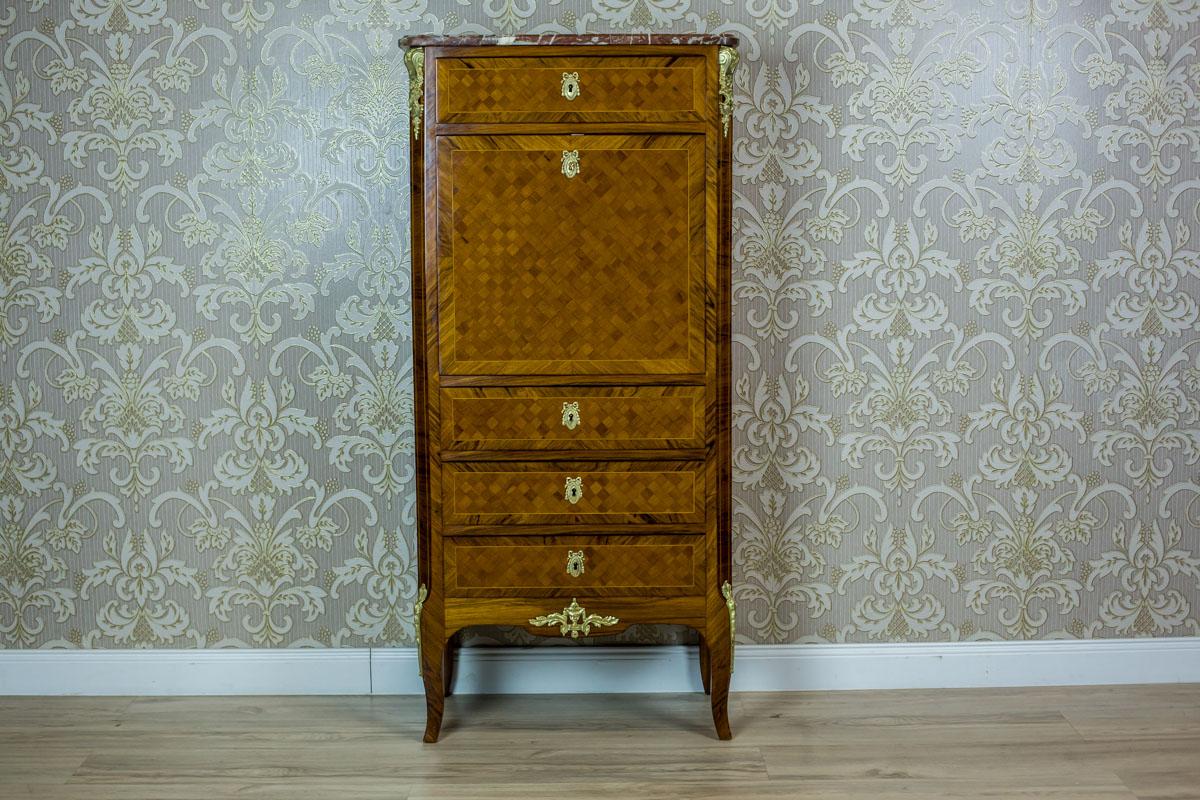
399, 33, 738, 49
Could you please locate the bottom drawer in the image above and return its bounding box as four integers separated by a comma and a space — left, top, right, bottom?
444, 534, 705, 598
445, 595, 707, 638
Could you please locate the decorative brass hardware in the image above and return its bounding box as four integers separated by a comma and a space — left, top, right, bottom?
721, 580, 736, 673
561, 401, 580, 430
561, 149, 580, 179
529, 598, 617, 638
413, 583, 428, 676
404, 48, 424, 140
564, 475, 583, 504
717, 46, 738, 137
561, 71, 580, 101
566, 550, 585, 578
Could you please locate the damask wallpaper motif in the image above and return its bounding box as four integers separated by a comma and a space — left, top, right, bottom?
1, 0, 1198, 650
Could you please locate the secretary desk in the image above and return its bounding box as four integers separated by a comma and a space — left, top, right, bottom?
400, 32, 738, 741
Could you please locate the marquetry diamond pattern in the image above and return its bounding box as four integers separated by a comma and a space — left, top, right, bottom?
450, 469, 698, 517
449, 396, 697, 443
450, 541, 697, 594
440, 64, 695, 116
449, 144, 693, 366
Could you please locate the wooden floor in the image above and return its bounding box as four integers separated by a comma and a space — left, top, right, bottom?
1, 685, 1198, 799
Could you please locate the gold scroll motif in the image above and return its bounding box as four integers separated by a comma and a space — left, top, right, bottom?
717, 46, 738, 137
529, 598, 618, 638
404, 48, 424, 139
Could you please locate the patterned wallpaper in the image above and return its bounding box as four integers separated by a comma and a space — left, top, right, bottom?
1, 0, 1198, 650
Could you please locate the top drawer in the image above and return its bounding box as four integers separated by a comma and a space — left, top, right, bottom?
434, 55, 707, 124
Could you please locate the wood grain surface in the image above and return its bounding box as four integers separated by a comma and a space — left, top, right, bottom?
435, 133, 705, 377
444, 534, 705, 597
443, 461, 705, 525
1, 685, 1196, 799
434, 54, 707, 123
440, 387, 705, 451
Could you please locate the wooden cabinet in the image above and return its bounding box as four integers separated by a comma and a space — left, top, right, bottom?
401, 33, 738, 742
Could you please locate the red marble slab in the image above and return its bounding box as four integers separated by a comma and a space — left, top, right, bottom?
399, 33, 738, 48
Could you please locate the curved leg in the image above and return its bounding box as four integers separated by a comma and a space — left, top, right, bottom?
698, 636, 711, 695
420, 601, 446, 743
443, 636, 456, 697
710, 655, 732, 738
708, 596, 733, 740
421, 644, 444, 742
710, 653, 732, 740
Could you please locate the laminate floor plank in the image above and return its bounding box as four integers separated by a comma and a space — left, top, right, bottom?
1117, 768, 1200, 800
1, 783, 414, 800
0, 696, 131, 738
0, 744, 91, 787
1067, 736, 1200, 800
760, 741, 1128, 785
734, 706, 1079, 747
405, 780, 1142, 800
71, 742, 769, 785
0, 685, 1196, 799
1056, 685, 1200, 741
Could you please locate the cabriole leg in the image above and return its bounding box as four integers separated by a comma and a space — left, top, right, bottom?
709, 640, 732, 740
421, 634, 444, 742
708, 585, 734, 740
443, 636, 456, 697
418, 589, 445, 743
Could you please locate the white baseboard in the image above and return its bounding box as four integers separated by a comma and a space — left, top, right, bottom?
2, 639, 1198, 696
0, 649, 372, 696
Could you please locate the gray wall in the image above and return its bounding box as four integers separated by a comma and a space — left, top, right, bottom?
1, 0, 1198, 649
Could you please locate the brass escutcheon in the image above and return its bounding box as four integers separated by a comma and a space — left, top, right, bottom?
564, 475, 583, 504
566, 549, 585, 578
561, 71, 580, 101
561, 401, 580, 430
561, 149, 580, 179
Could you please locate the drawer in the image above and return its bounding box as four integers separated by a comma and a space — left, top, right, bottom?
445, 534, 705, 597
443, 461, 705, 526
442, 387, 705, 451
434, 55, 707, 124
445, 596, 707, 635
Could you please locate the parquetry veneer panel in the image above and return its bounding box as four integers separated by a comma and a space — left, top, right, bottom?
436, 134, 705, 376
441, 387, 705, 451
443, 461, 705, 526
435, 55, 707, 123
445, 534, 705, 597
